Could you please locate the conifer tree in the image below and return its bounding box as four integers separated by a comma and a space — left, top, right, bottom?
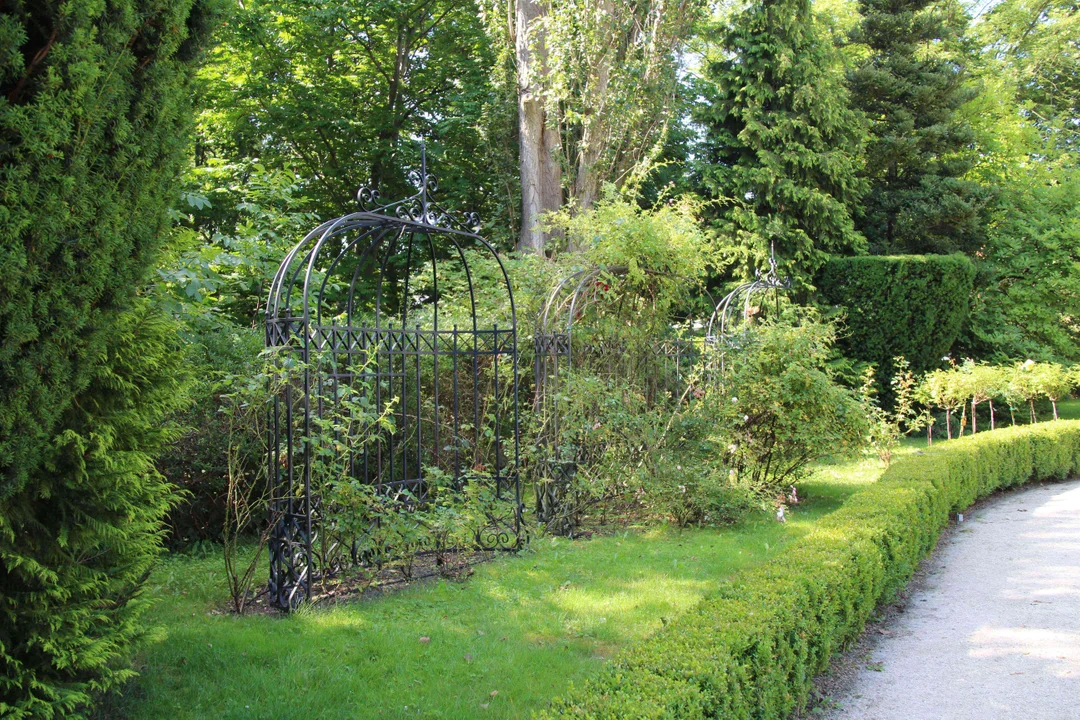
696, 0, 867, 280
848, 0, 989, 254
0, 1, 217, 714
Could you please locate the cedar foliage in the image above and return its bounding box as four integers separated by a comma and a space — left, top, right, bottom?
0, 0, 217, 500
0, 1, 216, 715
816, 254, 976, 376
0, 301, 190, 718
696, 0, 867, 281
848, 0, 990, 254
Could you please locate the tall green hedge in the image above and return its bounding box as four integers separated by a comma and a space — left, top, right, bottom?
0, 1, 217, 715
539, 420, 1080, 718
0, 0, 217, 499
816, 254, 976, 375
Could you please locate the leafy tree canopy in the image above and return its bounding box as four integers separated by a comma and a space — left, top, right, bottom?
847, 0, 991, 254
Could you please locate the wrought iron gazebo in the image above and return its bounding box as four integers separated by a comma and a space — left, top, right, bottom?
532, 265, 705, 529
265, 150, 522, 609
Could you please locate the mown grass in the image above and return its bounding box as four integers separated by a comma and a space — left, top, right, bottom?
103, 403, 1080, 719
98, 451, 896, 720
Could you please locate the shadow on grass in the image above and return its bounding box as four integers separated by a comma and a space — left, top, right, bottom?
98, 453, 892, 720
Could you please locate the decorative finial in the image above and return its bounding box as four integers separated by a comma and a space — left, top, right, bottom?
353, 141, 480, 232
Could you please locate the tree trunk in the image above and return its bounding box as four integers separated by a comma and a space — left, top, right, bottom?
946, 408, 952, 440
516, 0, 561, 252
572, 0, 614, 217
989, 399, 995, 430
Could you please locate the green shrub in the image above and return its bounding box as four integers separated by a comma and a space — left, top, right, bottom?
156, 325, 263, 545
816, 254, 976, 378
0, 1, 217, 715
538, 420, 1080, 719
0, 0, 218, 499
699, 311, 870, 497
0, 302, 191, 718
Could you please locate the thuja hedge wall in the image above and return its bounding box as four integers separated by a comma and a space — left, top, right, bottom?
539, 420, 1080, 718
816, 254, 976, 376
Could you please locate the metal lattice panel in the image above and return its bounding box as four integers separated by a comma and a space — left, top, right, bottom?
265, 148, 523, 609
531, 265, 707, 530
705, 242, 791, 372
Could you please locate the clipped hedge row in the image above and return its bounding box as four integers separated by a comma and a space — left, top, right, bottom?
816, 254, 976, 377
539, 421, 1080, 719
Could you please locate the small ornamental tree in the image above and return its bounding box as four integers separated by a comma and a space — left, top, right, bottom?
961, 361, 1001, 433
1010, 360, 1043, 424
1031, 362, 1074, 421
860, 357, 923, 465
696, 0, 867, 281
920, 366, 965, 439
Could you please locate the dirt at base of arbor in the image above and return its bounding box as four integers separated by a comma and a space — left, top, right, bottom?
227, 548, 498, 617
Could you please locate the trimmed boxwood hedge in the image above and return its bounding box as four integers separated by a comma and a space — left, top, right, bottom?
816, 254, 976, 376
538, 421, 1080, 719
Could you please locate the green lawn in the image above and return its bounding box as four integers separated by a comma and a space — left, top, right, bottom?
98, 452, 886, 720
101, 405, 1080, 719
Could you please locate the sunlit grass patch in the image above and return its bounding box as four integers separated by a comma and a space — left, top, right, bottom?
102, 456, 887, 719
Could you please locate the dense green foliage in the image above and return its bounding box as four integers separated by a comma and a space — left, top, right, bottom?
816, 254, 976, 376
698, 312, 869, 494
0, 302, 190, 718
978, 0, 1080, 153
696, 0, 867, 281
0, 1, 216, 715
0, 0, 217, 499
962, 160, 1080, 364
847, 0, 990, 254
194, 0, 515, 239
539, 419, 1080, 718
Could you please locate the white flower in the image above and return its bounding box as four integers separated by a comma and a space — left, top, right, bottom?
743, 415, 749, 422
728, 444, 738, 453
731, 396, 739, 404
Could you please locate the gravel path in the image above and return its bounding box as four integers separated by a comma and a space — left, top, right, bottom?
824, 478, 1080, 720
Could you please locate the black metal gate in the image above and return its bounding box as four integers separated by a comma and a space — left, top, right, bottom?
264, 150, 522, 609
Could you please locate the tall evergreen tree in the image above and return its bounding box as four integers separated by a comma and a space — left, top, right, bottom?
696, 0, 867, 281
848, 0, 989, 254
0, 1, 217, 714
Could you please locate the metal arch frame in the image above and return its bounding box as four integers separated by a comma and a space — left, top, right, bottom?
531, 264, 708, 529
704, 243, 792, 369
265, 148, 522, 610
706, 242, 792, 341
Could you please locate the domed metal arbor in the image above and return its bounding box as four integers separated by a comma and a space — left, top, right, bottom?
265, 150, 522, 609
532, 265, 705, 529
705, 243, 791, 368
530, 247, 790, 529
